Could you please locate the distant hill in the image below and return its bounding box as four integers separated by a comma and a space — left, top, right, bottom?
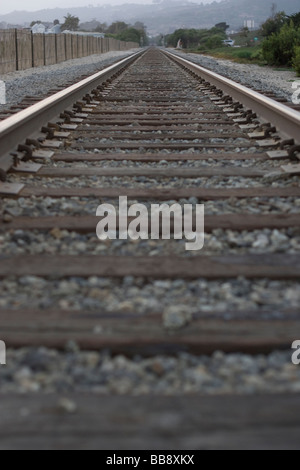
0, 0, 299, 36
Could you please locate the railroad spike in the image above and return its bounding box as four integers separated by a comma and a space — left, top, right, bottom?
288, 145, 300, 161
18, 144, 33, 161
25, 139, 41, 149
41, 127, 55, 139
280, 139, 295, 149
0, 168, 6, 182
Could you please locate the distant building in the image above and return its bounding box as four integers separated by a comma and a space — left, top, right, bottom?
244, 20, 255, 30
31, 23, 46, 34
62, 31, 105, 38
30, 23, 105, 36
47, 24, 61, 34
31, 23, 62, 34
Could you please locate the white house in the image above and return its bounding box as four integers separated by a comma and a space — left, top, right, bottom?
31, 23, 46, 34
47, 24, 61, 34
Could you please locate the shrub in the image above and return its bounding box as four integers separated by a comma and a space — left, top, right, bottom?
236, 51, 252, 60
205, 34, 224, 49
262, 22, 300, 66
251, 49, 264, 61
261, 12, 287, 37
262, 34, 281, 64
166, 27, 226, 49
118, 28, 141, 44
293, 46, 300, 76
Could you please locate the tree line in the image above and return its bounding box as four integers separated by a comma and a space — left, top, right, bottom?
30, 15, 148, 46
166, 23, 229, 50
165, 11, 300, 75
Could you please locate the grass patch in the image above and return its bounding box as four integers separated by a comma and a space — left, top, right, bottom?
183, 46, 296, 72
273, 68, 295, 72
203, 46, 265, 64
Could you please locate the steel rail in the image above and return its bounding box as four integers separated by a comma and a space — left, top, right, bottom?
164, 50, 300, 144
0, 50, 143, 169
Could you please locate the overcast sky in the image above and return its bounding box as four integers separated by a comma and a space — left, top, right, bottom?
0, 0, 220, 15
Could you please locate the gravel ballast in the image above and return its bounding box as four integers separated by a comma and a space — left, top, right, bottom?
2, 196, 300, 218
1, 228, 300, 257
169, 49, 298, 102
8, 174, 300, 189
1, 348, 299, 395
0, 50, 139, 112
0, 277, 299, 315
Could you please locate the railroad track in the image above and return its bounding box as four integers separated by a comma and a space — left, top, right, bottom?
0, 47, 300, 356
1, 46, 300, 449
2, 49, 298, 123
